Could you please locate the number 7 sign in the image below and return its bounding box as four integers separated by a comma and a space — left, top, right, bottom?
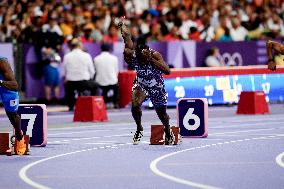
18, 104, 47, 146
177, 98, 208, 138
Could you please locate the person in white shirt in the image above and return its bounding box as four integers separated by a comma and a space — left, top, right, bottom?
63, 38, 97, 111
230, 16, 248, 41
205, 47, 225, 67
94, 43, 119, 108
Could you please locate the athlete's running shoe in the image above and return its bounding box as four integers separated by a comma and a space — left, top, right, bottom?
165, 129, 174, 145
133, 130, 143, 145
15, 132, 26, 155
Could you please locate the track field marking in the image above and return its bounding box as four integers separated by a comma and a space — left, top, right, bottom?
210, 128, 275, 135
150, 134, 284, 189
48, 132, 150, 143
19, 142, 132, 189
276, 152, 284, 169
19, 127, 284, 189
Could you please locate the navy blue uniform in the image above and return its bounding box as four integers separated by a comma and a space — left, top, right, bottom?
130, 49, 167, 107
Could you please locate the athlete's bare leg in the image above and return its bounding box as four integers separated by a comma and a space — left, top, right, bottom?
155, 105, 173, 144
155, 105, 170, 134
131, 88, 147, 131
6, 111, 22, 141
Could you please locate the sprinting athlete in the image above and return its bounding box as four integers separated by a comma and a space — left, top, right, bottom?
117, 17, 174, 145
0, 56, 26, 155
266, 40, 284, 71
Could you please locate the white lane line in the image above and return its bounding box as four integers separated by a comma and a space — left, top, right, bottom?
48, 132, 150, 144
150, 148, 221, 189
150, 134, 284, 189
48, 128, 274, 144
48, 127, 135, 136
47, 122, 135, 131
48, 130, 111, 136
45, 113, 284, 133
19, 147, 98, 189
85, 143, 114, 145
48, 142, 70, 144
276, 152, 284, 168
47, 120, 162, 133
19, 143, 131, 189
84, 141, 118, 145
48, 134, 130, 143
211, 128, 275, 135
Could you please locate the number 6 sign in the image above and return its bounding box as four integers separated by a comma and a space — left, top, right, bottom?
18, 104, 47, 146
177, 98, 208, 138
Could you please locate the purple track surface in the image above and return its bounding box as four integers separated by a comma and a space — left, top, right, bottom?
0, 104, 284, 189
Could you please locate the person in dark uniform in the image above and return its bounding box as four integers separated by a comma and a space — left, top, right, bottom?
117, 17, 174, 145
266, 40, 284, 71
0, 56, 26, 155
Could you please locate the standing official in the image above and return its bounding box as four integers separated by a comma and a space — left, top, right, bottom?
63, 38, 97, 111
94, 43, 119, 108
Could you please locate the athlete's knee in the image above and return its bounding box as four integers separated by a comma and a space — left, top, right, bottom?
131, 105, 141, 115
6, 111, 20, 126
155, 106, 170, 121
160, 113, 170, 122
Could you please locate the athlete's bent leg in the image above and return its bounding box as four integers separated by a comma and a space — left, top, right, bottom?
6, 111, 22, 141
155, 105, 171, 135
131, 88, 146, 131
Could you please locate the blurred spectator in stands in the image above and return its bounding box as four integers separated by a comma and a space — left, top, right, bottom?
42, 15, 63, 36
230, 16, 248, 41
81, 24, 94, 43
60, 12, 74, 37
164, 25, 182, 41
188, 26, 201, 41
0, 4, 6, 25
205, 47, 225, 67
199, 13, 215, 42
103, 24, 120, 44
62, 38, 97, 111
242, 5, 263, 40
126, 0, 149, 16
73, 6, 84, 25
138, 11, 152, 34
215, 16, 230, 41
1, 0, 284, 46
148, 22, 164, 41
41, 14, 64, 52
219, 27, 233, 42
267, 12, 283, 39
164, 9, 176, 31
83, 11, 95, 29
41, 47, 61, 104
90, 17, 104, 42
94, 43, 119, 109
178, 9, 197, 39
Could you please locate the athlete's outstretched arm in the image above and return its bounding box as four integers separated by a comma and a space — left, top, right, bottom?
266, 40, 284, 71
0, 59, 19, 91
118, 17, 134, 50
144, 50, 171, 75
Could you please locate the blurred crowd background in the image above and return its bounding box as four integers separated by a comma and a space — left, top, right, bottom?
0, 0, 284, 50
0, 0, 284, 106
